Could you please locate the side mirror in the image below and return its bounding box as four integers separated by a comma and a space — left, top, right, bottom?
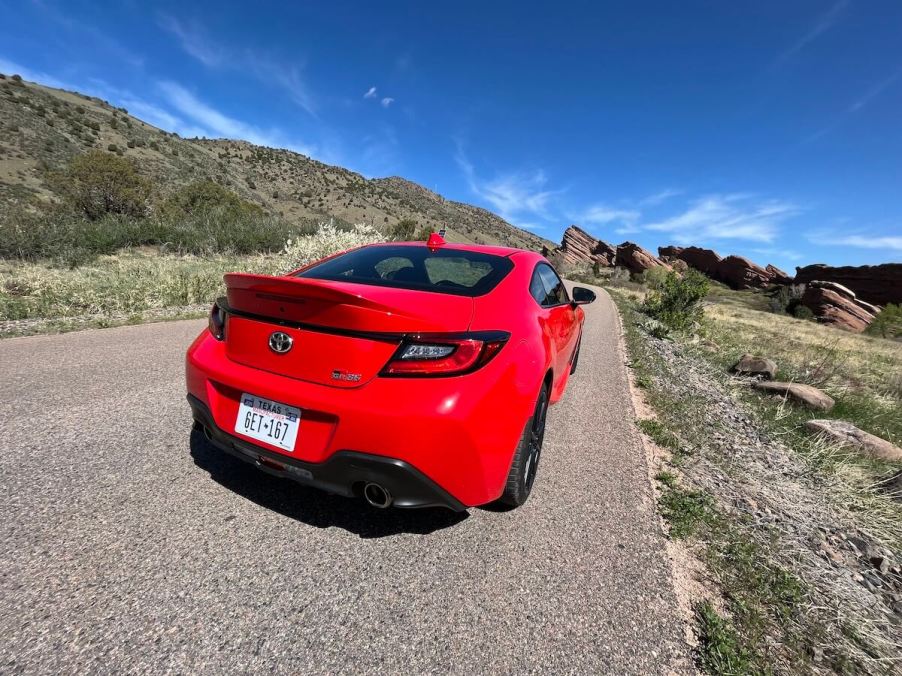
572, 286, 596, 305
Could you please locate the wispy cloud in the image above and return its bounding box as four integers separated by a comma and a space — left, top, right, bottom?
0, 56, 77, 90
639, 188, 682, 207
454, 143, 561, 229
778, 0, 848, 63
806, 67, 902, 143
642, 194, 798, 244
157, 80, 314, 155
158, 13, 316, 116
157, 15, 224, 67
380, 97, 395, 108
849, 69, 902, 113
577, 205, 640, 227
819, 234, 902, 251
363, 86, 377, 99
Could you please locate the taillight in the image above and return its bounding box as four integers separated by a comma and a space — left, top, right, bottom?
208, 301, 227, 340
381, 332, 509, 377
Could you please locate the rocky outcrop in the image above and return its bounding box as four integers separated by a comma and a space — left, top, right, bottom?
794, 263, 902, 306
800, 281, 878, 333
657, 245, 788, 288
753, 381, 835, 411
766, 264, 793, 285
805, 420, 902, 462
555, 226, 616, 267
615, 242, 671, 274
717, 255, 772, 290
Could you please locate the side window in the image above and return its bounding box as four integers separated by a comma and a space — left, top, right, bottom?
529, 268, 550, 305
537, 264, 569, 306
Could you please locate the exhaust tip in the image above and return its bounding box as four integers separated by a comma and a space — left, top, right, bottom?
202, 426, 214, 442
363, 482, 392, 509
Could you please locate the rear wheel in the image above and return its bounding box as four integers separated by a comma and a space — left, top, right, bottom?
498, 383, 550, 508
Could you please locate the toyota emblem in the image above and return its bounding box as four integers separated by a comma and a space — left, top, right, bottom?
268, 331, 293, 354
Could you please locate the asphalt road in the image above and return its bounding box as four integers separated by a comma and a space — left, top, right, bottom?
0, 288, 690, 674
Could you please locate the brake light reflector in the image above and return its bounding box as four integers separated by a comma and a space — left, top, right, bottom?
382, 332, 509, 376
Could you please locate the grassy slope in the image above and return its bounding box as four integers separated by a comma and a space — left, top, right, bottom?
0, 75, 552, 251
608, 281, 902, 673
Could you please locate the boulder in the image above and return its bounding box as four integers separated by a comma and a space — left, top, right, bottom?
800, 283, 877, 333
753, 381, 835, 411
794, 263, 902, 306
670, 259, 689, 273
555, 225, 617, 267
716, 255, 772, 289
673, 246, 723, 276
731, 353, 777, 379
657, 245, 684, 262
616, 242, 671, 274
805, 420, 902, 462
766, 264, 793, 285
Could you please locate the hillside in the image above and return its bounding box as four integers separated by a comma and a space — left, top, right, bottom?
0, 74, 550, 251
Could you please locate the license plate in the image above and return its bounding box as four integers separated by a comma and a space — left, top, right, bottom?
235, 393, 301, 452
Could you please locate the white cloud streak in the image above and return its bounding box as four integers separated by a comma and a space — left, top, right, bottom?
157, 80, 315, 155
778, 0, 848, 62
157, 15, 225, 67
454, 143, 560, 228
380, 97, 395, 108
820, 235, 902, 251
642, 194, 797, 244
158, 13, 316, 116
364, 86, 377, 98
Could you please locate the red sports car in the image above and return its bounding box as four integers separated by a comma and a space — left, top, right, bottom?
186, 234, 595, 510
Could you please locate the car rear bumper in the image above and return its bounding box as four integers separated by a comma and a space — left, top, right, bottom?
188, 394, 467, 511
186, 330, 542, 506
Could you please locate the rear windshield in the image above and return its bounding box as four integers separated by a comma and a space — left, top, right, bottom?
296, 245, 514, 296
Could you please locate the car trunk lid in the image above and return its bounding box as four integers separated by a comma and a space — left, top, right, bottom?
222, 273, 474, 387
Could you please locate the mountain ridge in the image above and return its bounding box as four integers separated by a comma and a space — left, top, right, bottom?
0, 74, 551, 251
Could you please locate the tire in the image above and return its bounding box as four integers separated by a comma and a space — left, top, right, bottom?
498, 383, 550, 508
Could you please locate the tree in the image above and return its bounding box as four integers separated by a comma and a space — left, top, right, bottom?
392, 218, 417, 240
52, 150, 151, 220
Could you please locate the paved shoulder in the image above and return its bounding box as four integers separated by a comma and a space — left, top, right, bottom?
0, 295, 689, 673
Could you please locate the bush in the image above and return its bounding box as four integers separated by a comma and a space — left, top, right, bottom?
641, 265, 670, 290
768, 284, 805, 314
282, 221, 384, 271
160, 180, 261, 222
49, 150, 151, 220
642, 269, 709, 332
792, 304, 814, 321
391, 218, 417, 240
866, 303, 902, 340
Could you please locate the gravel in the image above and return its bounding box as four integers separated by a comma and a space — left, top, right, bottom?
0, 290, 690, 674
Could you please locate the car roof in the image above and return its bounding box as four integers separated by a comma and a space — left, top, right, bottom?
367, 240, 528, 257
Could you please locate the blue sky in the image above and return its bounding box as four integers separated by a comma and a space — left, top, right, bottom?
1, 0, 900, 269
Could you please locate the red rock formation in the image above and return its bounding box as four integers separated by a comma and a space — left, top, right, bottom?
657, 245, 787, 288
615, 242, 671, 274
674, 246, 723, 276
555, 226, 616, 266
794, 263, 902, 306
800, 281, 877, 332
765, 264, 793, 285
716, 255, 772, 290
657, 246, 684, 262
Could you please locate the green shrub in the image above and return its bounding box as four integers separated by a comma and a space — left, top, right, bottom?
642, 269, 709, 332
641, 265, 670, 290
792, 304, 814, 320
49, 150, 151, 220
866, 303, 902, 340
159, 180, 262, 222
391, 218, 418, 240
